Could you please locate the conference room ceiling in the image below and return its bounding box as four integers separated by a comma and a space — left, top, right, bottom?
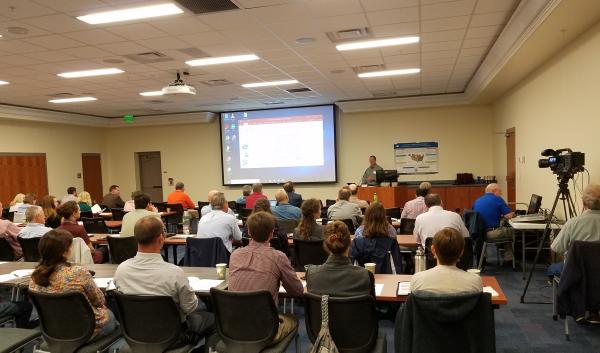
0, 0, 520, 118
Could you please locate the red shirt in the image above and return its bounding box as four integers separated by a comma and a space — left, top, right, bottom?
167, 190, 195, 210
245, 192, 267, 209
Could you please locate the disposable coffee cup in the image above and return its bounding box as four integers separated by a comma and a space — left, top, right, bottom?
304, 265, 311, 273
467, 269, 481, 275
216, 263, 227, 280
365, 263, 376, 273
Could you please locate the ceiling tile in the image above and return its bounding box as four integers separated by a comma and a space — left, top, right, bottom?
470, 11, 512, 27
24, 35, 85, 50
60, 46, 114, 59
306, 0, 362, 17
22, 14, 90, 33
24, 50, 78, 63
136, 36, 190, 51
148, 17, 212, 36
475, 0, 518, 14
421, 0, 476, 20
360, 0, 418, 11
2, 0, 56, 19
0, 54, 44, 66
371, 22, 419, 37
366, 7, 419, 26
0, 40, 46, 54
0, 21, 51, 38
465, 25, 504, 39
32, 0, 106, 12
422, 16, 470, 33
97, 42, 151, 55
200, 11, 261, 30
316, 13, 369, 32
106, 23, 168, 41
178, 31, 230, 48
462, 37, 495, 49
63, 29, 127, 45
421, 29, 466, 43
422, 40, 461, 52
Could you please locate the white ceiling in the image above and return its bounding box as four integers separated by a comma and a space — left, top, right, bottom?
0, 0, 520, 118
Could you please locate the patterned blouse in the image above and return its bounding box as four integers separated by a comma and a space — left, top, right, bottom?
28, 263, 109, 335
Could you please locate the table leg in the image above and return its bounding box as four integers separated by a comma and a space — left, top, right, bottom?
172, 244, 178, 265
522, 230, 526, 280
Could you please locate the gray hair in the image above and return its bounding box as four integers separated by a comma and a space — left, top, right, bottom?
583, 184, 600, 210
25, 205, 44, 223
424, 194, 442, 208
175, 182, 184, 190
211, 192, 227, 210
485, 183, 500, 193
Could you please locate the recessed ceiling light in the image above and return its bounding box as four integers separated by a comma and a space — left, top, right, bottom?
185, 54, 259, 66
336, 36, 419, 51
242, 80, 299, 88
77, 3, 184, 25
0, 80, 9, 85
7, 27, 29, 35
358, 68, 420, 78
296, 37, 316, 44
57, 68, 124, 78
139, 91, 164, 97
48, 97, 97, 103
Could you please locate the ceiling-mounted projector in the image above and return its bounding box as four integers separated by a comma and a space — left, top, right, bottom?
162, 72, 196, 95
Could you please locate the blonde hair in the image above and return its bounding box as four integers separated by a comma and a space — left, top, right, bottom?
10, 193, 25, 206
274, 189, 288, 202
78, 191, 92, 206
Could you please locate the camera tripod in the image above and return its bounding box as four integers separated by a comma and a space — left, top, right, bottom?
520, 174, 577, 303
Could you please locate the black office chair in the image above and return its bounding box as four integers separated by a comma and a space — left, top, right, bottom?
166, 204, 184, 233
1, 207, 11, 220
106, 236, 137, 264
0, 328, 42, 353
183, 237, 230, 267
239, 208, 253, 218
78, 211, 93, 219
17, 237, 40, 262
227, 201, 238, 213
154, 202, 168, 212
29, 291, 121, 353
340, 219, 356, 234
110, 208, 125, 221
277, 219, 299, 234
197, 201, 210, 211
325, 199, 337, 207
385, 207, 401, 220
320, 207, 329, 219
210, 288, 299, 353
0, 238, 17, 261
114, 292, 195, 353
293, 239, 328, 271
189, 218, 199, 234
424, 237, 474, 270
398, 218, 415, 235
304, 293, 385, 353
81, 217, 110, 234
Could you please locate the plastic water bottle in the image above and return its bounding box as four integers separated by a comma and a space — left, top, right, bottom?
182, 211, 191, 235
373, 192, 379, 204
415, 246, 426, 273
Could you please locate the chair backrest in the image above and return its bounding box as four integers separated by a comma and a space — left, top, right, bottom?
183, 237, 230, 267
293, 239, 328, 271
424, 237, 473, 270
81, 217, 110, 234
227, 201, 238, 213
107, 236, 138, 264
385, 207, 401, 219
197, 201, 210, 210
1, 207, 11, 220
239, 208, 253, 218
277, 219, 299, 234
110, 208, 125, 221
29, 291, 96, 353
320, 207, 329, 219
0, 238, 16, 261
153, 202, 167, 212
304, 293, 378, 353
269, 237, 285, 253
190, 218, 199, 234
210, 288, 279, 353
78, 211, 93, 219
17, 236, 41, 262
340, 219, 356, 234
325, 199, 337, 207
114, 292, 183, 353
399, 218, 415, 235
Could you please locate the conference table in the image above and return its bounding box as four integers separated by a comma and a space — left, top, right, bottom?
0, 262, 506, 306
99, 211, 176, 220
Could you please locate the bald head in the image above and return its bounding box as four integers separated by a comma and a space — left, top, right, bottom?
485, 183, 501, 196
274, 189, 288, 203
583, 184, 600, 210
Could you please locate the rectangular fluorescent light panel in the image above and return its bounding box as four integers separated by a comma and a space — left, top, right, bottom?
337, 36, 420, 51
139, 91, 164, 97
58, 68, 124, 78
77, 3, 184, 24
0, 80, 9, 85
49, 97, 97, 103
186, 54, 259, 66
242, 80, 299, 88
358, 68, 421, 78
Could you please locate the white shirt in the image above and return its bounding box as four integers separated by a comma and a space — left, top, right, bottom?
414, 206, 469, 246
200, 205, 235, 217
197, 210, 242, 252
410, 265, 482, 294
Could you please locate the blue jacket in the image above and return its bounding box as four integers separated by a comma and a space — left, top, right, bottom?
350, 235, 402, 274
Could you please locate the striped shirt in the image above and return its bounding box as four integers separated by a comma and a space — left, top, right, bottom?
401, 196, 428, 219
228, 241, 303, 303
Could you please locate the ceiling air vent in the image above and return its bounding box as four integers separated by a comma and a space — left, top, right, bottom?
199, 79, 233, 86
286, 87, 312, 93
174, 0, 240, 14
327, 27, 372, 43
123, 51, 173, 64
178, 47, 211, 58
352, 64, 386, 74
48, 92, 75, 98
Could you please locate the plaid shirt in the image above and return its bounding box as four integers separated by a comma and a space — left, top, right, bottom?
401, 196, 428, 219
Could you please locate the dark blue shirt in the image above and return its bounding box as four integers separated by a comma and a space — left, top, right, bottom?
472, 193, 512, 229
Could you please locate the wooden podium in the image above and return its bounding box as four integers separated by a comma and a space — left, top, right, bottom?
357, 186, 407, 208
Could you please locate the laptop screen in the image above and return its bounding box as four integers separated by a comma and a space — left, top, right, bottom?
269, 200, 277, 207
527, 194, 542, 214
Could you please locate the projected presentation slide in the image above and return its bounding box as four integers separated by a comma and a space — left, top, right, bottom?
221, 105, 337, 185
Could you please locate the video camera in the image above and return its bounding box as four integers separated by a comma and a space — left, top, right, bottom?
538, 148, 585, 176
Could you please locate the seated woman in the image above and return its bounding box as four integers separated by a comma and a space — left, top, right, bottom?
40, 195, 61, 229
306, 221, 374, 297
236, 185, 252, 208
350, 203, 402, 274
78, 191, 93, 213
29, 229, 118, 339
293, 198, 324, 241
57, 201, 107, 264
243, 198, 290, 257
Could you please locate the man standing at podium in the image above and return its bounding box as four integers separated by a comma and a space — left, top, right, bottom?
361, 155, 383, 186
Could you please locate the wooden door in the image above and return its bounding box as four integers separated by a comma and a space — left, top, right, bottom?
0, 154, 48, 204
506, 128, 516, 210
137, 152, 163, 202
82, 154, 103, 204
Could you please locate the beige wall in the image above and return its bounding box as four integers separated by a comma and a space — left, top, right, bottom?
0, 118, 108, 202
492, 21, 600, 215
104, 105, 494, 203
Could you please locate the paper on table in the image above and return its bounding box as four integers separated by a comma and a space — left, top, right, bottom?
187, 277, 223, 291
11, 269, 34, 278
0, 262, 7, 265
94, 278, 116, 291
171, 234, 196, 239
0, 274, 17, 283
483, 286, 499, 297
279, 281, 306, 293
91, 204, 103, 214
397, 281, 411, 296
375, 283, 384, 296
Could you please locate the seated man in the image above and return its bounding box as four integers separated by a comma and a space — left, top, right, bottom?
472, 183, 514, 261
120, 193, 160, 237
228, 211, 303, 345
197, 193, 242, 252
114, 216, 217, 350
327, 188, 362, 227
549, 184, 600, 276
245, 183, 268, 209
123, 190, 142, 212
60, 186, 78, 205
167, 182, 196, 210
283, 181, 303, 208
236, 185, 252, 207
0, 202, 22, 258
411, 228, 483, 294
347, 183, 369, 209
200, 190, 235, 217
18, 206, 52, 238
401, 182, 431, 219
102, 185, 125, 209
272, 189, 301, 221
414, 194, 469, 246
